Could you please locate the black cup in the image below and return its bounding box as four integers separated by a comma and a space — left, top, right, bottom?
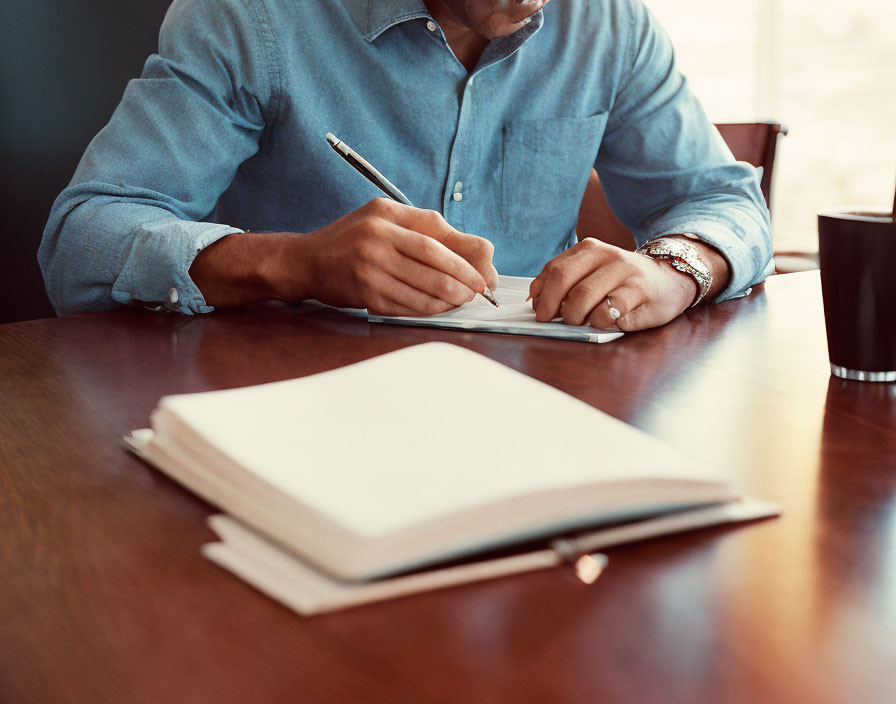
818, 208, 896, 382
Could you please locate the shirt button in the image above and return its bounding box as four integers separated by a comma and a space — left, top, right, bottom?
168, 287, 179, 304
467, 75, 475, 88
426, 20, 437, 32
452, 192, 463, 202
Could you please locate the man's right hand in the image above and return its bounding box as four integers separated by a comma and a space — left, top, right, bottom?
190, 198, 499, 315
292, 198, 498, 315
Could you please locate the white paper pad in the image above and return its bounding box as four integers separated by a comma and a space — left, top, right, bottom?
346, 275, 624, 343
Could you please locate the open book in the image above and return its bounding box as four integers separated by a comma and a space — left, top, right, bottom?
345, 275, 623, 343
125, 343, 774, 592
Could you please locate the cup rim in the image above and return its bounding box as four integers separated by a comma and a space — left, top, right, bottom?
818, 206, 894, 223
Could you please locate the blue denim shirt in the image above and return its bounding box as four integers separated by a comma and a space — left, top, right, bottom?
39, 0, 774, 315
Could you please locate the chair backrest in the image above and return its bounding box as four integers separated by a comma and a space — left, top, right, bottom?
577, 122, 787, 249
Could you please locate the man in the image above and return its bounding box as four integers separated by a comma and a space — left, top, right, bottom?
40, 0, 774, 332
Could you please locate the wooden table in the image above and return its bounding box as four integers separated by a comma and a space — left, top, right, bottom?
2, 271, 895, 703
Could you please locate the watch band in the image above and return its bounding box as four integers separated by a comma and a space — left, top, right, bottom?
636, 236, 713, 308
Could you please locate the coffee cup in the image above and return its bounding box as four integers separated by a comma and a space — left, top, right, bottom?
818, 207, 896, 382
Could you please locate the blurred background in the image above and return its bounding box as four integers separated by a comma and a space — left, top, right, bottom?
1, 0, 894, 324
649, 0, 896, 253
1, 0, 173, 323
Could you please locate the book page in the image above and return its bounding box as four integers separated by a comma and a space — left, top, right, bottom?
156, 343, 729, 541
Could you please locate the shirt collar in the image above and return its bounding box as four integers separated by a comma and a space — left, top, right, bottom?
345, 0, 544, 57
482, 10, 544, 63
361, 0, 431, 42
353, 0, 544, 44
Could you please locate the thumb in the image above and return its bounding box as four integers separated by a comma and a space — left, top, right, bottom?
528, 276, 545, 301
486, 265, 499, 291
443, 230, 496, 285
615, 303, 673, 332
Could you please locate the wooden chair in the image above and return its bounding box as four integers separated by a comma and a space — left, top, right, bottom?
577, 122, 788, 250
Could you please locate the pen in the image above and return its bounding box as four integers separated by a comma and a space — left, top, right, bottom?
325, 132, 499, 307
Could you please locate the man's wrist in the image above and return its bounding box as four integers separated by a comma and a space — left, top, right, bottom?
637, 236, 712, 307
650, 234, 731, 303
258, 232, 312, 303
190, 231, 310, 307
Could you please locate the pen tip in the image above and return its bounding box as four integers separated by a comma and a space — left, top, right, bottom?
325, 132, 339, 147
482, 287, 499, 307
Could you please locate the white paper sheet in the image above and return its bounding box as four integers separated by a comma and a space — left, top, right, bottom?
361, 275, 624, 343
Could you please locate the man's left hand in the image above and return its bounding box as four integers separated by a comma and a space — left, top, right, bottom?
528, 237, 721, 331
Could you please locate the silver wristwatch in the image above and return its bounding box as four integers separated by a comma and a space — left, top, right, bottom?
636, 236, 713, 308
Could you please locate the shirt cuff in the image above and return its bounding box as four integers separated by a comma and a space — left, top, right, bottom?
110, 218, 242, 314
648, 216, 774, 304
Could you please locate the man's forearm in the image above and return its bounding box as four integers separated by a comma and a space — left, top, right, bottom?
189, 231, 307, 308
187, 199, 497, 316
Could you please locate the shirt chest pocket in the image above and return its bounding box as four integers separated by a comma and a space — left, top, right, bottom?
500, 113, 608, 247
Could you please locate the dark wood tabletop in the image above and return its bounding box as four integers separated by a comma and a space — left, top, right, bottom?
2, 271, 895, 704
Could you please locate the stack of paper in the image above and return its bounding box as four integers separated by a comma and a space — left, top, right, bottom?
124, 343, 778, 615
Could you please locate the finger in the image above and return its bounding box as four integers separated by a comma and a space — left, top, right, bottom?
378, 203, 497, 287
533, 242, 614, 323
486, 265, 499, 291
393, 227, 489, 296
382, 253, 477, 308
386, 205, 471, 253
528, 241, 590, 301
613, 299, 678, 332
528, 276, 544, 302
585, 285, 645, 331
369, 198, 432, 230
367, 299, 424, 317
557, 262, 631, 326
440, 227, 496, 279
364, 269, 455, 317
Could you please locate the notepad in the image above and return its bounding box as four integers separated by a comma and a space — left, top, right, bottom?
346, 275, 623, 343
124, 343, 760, 582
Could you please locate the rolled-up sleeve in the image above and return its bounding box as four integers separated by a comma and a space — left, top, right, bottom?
596, 0, 774, 302
39, 0, 279, 315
